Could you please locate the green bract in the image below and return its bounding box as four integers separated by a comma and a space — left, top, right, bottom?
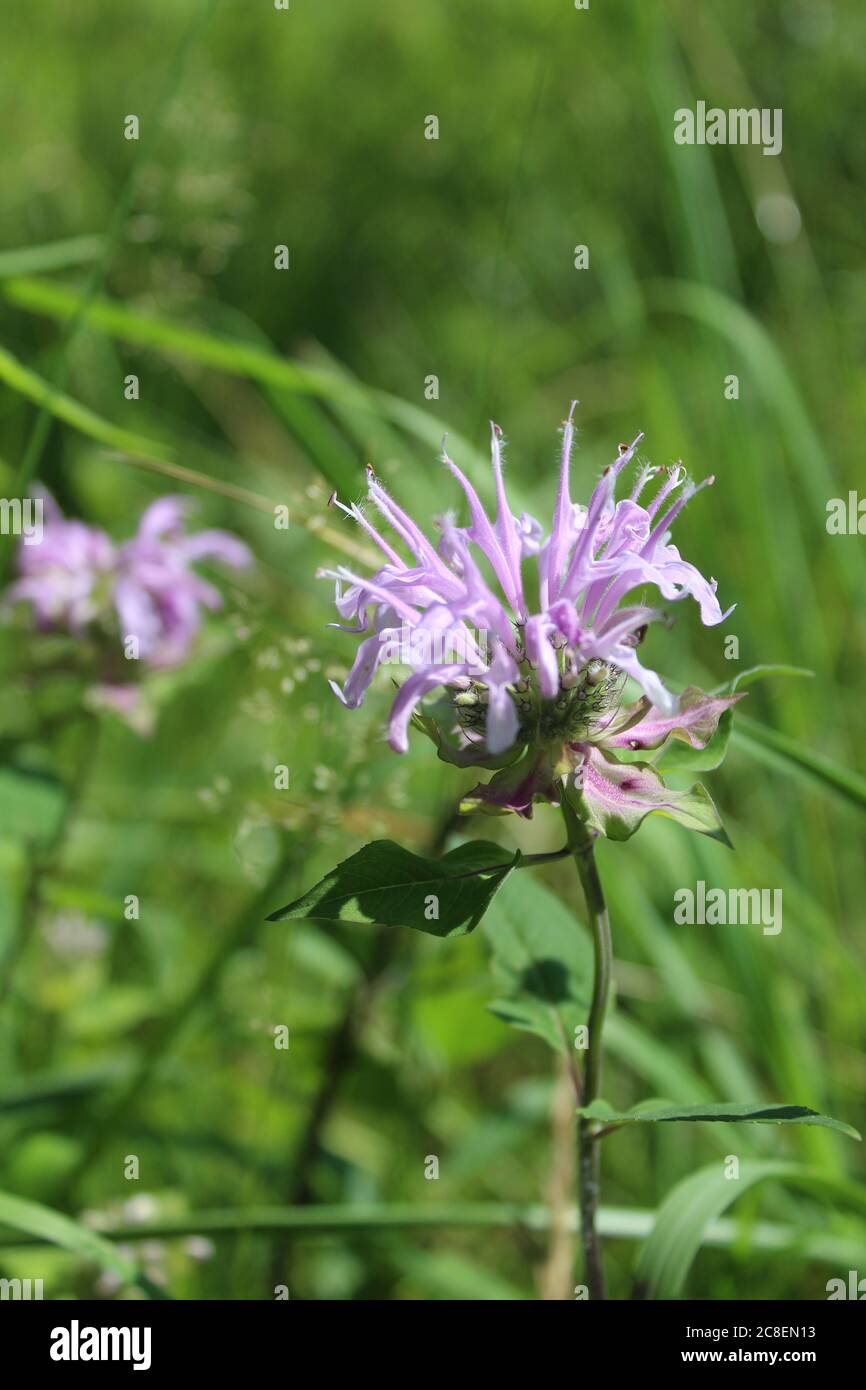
414, 664, 742, 843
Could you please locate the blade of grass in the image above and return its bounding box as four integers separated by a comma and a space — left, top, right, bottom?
0, 275, 503, 497
635, 1159, 866, 1298
647, 278, 863, 587
8, 0, 220, 514
733, 715, 866, 814
0, 1201, 862, 1273
0, 1190, 159, 1297
0, 236, 104, 277
0, 343, 276, 515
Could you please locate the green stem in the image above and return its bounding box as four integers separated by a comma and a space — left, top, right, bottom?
562, 799, 612, 1301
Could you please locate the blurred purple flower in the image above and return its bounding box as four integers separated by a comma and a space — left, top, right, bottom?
6, 488, 252, 670
5, 490, 115, 632
114, 497, 252, 667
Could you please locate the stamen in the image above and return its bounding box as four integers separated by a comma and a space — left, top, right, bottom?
611, 431, 645, 479
647, 463, 686, 520
441, 440, 520, 613
630, 464, 660, 504
644, 474, 714, 553
329, 493, 405, 568
489, 420, 526, 617
545, 401, 579, 606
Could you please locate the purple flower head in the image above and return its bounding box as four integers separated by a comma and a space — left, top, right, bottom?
7, 489, 252, 671
323, 409, 739, 826
5, 489, 115, 632
115, 497, 252, 668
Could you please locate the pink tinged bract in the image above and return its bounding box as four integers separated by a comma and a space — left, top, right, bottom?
607, 687, 745, 754
566, 746, 731, 844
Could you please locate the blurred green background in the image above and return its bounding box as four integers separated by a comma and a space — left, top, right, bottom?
0, 0, 864, 1299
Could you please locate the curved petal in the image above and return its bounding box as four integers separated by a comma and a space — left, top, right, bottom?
489, 423, 526, 617
179, 530, 253, 568
137, 496, 189, 540
606, 645, 677, 715
387, 664, 472, 753
441, 448, 521, 613
483, 645, 520, 754
524, 613, 559, 700
485, 683, 519, 755
332, 629, 392, 709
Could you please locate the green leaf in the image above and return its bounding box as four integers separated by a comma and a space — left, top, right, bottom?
684, 667, 866, 814
0, 766, 66, 846
634, 1159, 866, 1299
0, 344, 278, 515
713, 663, 814, 695
0, 276, 504, 504
646, 279, 864, 590
3, 1197, 864, 1273
0, 235, 103, 278
266, 839, 519, 938
0, 1063, 133, 1113
482, 871, 592, 1055
580, 1098, 861, 1140
651, 709, 735, 773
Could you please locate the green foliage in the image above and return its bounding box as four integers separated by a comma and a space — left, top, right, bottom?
0, 1190, 151, 1296
483, 870, 593, 1054
581, 1099, 861, 1141
268, 839, 520, 937
635, 1161, 866, 1300
0, 766, 66, 845
0, 0, 863, 1302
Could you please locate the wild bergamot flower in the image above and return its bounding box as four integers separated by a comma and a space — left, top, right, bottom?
8, 489, 251, 666
6, 489, 252, 732
280, 407, 857, 1310
323, 407, 740, 831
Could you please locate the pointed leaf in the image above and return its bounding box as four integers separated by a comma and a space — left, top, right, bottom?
733, 716, 866, 815
482, 871, 592, 1055
580, 1098, 860, 1140
0, 1189, 152, 1295
714, 663, 814, 696
267, 840, 520, 938
634, 1158, 866, 1299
